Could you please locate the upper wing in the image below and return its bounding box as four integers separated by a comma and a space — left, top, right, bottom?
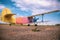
28, 10, 60, 17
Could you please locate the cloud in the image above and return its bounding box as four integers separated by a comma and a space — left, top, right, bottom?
12, 0, 60, 15
0, 5, 5, 9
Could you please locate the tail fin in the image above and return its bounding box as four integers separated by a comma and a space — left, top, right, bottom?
1, 8, 16, 23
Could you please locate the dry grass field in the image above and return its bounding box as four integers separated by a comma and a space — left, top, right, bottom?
0, 24, 60, 40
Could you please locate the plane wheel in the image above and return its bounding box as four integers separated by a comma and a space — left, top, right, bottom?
9, 24, 11, 26
35, 24, 37, 26
28, 24, 30, 26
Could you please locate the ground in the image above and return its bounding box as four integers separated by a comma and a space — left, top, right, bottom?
0, 25, 60, 40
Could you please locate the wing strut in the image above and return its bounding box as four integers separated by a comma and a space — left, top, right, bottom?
41, 14, 44, 22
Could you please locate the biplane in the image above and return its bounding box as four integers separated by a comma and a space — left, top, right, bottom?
0, 8, 60, 26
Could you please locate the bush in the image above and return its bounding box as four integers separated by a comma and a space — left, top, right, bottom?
32, 27, 40, 32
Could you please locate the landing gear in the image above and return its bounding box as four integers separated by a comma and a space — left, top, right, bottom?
9, 24, 11, 26
35, 24, 37, 26
27, 24, 30, 26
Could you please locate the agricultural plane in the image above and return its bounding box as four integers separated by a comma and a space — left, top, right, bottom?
0, 8, 60, 26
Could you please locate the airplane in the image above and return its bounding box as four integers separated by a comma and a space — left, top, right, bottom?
0, 8, 60, 26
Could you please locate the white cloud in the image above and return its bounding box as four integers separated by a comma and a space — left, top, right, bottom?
0, 5, 5, 9
12, 0, 59, 15
32, 9, 45, 15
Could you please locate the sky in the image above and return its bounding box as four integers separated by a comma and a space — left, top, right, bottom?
0, 0, 60, 25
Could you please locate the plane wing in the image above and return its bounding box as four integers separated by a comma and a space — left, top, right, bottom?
28, 10, 60, 17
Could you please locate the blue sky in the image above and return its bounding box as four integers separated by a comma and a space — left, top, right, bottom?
0, 0, 60, 25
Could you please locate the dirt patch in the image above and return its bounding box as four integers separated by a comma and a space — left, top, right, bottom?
0, 25, 60, 40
